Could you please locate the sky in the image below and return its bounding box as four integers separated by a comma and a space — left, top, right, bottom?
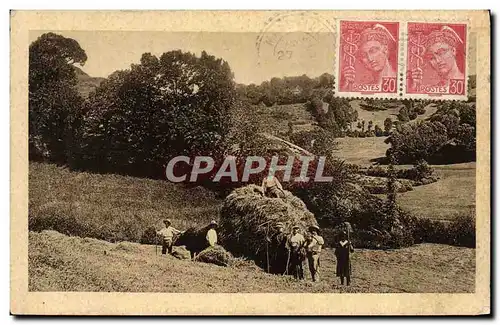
29, 30, 336, 85
29, 29, 476, 85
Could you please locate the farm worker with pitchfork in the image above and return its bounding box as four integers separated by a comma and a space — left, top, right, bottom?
306, 225, 324, 282
287, 225, 305, 280
157, 219, 184, 255
206, 220, 218, 247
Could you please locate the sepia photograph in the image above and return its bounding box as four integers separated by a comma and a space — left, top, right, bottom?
10, 10, 490, 315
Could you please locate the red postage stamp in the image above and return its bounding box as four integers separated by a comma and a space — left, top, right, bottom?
405, 22, 468, 99
336, 20, 400, 98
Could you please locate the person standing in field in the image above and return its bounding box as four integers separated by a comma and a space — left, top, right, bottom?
287, 225, 305, 280
157, 219, 184, 255
334, 230, 354, 285
269, 222, 288, 275
261, 175, 285, 198
306, 225, 324, 282
206, 220, 218, 247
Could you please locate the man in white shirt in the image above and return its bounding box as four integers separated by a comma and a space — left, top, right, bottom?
206, 220, 218, 247
306, 225, 325, 282
287, 225, 305, 280
157, 219, 183, 255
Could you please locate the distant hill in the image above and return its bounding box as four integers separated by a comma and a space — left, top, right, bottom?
74, 67, 105, 98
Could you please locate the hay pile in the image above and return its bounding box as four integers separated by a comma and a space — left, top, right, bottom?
219, 184, 318, 272
194, 245, 233, 267
171, 246, 192, 260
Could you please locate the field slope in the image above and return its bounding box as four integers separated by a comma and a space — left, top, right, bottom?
29, 230, 474, 293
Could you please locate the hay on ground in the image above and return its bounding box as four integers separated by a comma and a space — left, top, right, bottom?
171, 246, 191, 260
194, 245, 233, 266
113, 241, 142, 253
219, 184, 318, 273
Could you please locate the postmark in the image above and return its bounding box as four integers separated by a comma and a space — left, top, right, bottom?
335, 20, 400, 98
405, 22, 468, 100
256, 12, 336, 68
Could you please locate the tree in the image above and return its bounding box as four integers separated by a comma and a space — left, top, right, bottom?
384, 117, 393, 134
439, 114, 461, 138
386, 121, 449, 164
80, 50, 236, 176
385, 152, 398, 221
244, 83, 264, 104
305, 96, 325, 120
398, 107, 410, 122
315, 97, 357, 137
29, 32, 87, 163
456, 123, 476, 152
318, 73, 334, 88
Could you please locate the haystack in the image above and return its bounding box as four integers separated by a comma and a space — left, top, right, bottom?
194, 245, 233, 267
219, 184, 318, 273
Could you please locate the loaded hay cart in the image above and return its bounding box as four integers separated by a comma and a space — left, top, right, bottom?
218, 184, 318, 274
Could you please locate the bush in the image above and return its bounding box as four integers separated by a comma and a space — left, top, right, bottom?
447, 213, 476, 247
413, 159, 433, 179
400, 212, 475, 248
360, 162, 435, 183
289, 128, 337, 156
140, 226, 158, 245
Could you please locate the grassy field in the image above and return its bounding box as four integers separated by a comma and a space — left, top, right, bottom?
334, 136, 390, 166
396, 163, 476, 221
29, 230, 474, 293
332, 135, 476, 221
29, 162, 222, 242
249, 99, 437, 141
350, 100, 401, 127
350, 100, 438, 128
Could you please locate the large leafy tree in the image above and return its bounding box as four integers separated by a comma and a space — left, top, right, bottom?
80, 50, 236, 177
386, 121, 449, 164
317, 97, 358, 135
29, 32, 87, 163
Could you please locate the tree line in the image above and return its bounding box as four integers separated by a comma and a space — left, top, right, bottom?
386, 101, 476, 164
29, 33, 237, 178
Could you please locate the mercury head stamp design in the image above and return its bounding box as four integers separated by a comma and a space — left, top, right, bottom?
336, 20, 400, 98
406, 22, 467, 99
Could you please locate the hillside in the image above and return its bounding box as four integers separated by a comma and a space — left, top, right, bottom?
74, 67, 105, 97
29, 230, 474, 293
29, 162, 222, 243
248, 103, 317, 137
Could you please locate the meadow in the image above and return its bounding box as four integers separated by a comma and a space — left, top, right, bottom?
29, 162, 221, 243
334, 136, 476, 221
396, 163, 476, 221
29, 230, 474, 293
28, 99, 476, 292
